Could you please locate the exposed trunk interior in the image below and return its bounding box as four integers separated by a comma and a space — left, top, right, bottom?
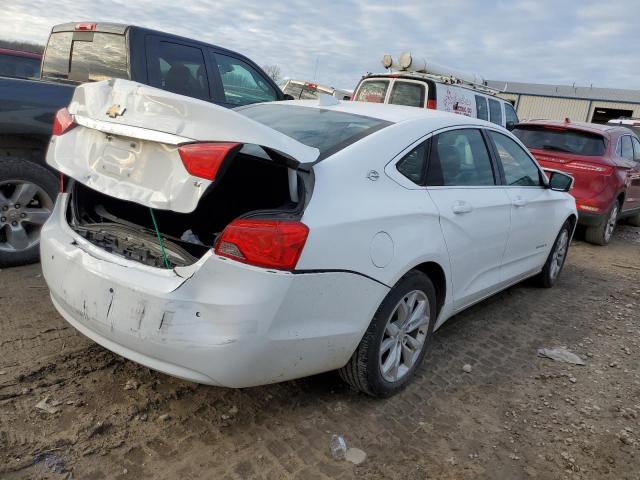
67, 152, 302, 268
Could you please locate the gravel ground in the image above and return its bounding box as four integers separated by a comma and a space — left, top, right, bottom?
1, 225, 639, 480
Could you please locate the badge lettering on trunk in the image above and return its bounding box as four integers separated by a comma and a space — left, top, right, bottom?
106, 104, 126, 118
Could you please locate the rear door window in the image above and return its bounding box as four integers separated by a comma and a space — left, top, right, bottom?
147, 41, 210, 100
475, 96, 488, 121
43, 31, 128, 82
426, 129, 495, 186
488, 99, 502, 125
388, 81, 425, 107
488, 130, 543, 186
213, 52, 277, 106
621, 135, 634, 160
354, 80, 389, 103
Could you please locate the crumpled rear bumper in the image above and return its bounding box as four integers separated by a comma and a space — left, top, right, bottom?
41, 194, 388, 387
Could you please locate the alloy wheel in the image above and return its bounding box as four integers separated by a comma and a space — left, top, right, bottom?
604, 203, 619, 243
549, 229, 569, 280
0, 180, 54, 253
379, 290, 430, 382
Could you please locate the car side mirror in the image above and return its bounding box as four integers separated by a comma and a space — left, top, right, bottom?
283, 94, 295, 101
546, 170, 574, 192
506, 120, 516, 131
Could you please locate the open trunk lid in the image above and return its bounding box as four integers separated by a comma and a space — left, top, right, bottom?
47, 79, 319, 213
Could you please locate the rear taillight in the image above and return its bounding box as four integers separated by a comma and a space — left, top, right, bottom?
567, 161, 613, 175
426, 99, 437, 109
52, 108, 76, 136
178, 142, 240, 181
75, 22, 96, 31
214, 219, 309, 270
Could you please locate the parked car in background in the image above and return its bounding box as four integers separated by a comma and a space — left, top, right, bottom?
281, 79, 351, 100
607, 118, 640, 137
513, 119, 640, 245
0, 21, 287, 267
0, 48, 41, 79
42, 79, 575, 396
352, 52, 518, 130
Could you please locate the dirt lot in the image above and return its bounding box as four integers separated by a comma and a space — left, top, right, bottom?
1, 225, 639, 480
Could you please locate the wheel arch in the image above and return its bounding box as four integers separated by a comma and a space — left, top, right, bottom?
408, 261, 447, 316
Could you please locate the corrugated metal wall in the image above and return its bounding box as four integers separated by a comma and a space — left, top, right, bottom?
515, 96, 590, 121
588, 101, 640, 120
496, 93, 640, 122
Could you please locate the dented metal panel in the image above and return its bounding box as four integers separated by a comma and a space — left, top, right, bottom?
47, 79, 320, 212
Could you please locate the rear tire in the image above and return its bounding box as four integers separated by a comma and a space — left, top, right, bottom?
0, 158, 58, 268
535, 220, 572, 288
585, 200, 619, 246
339, 270, 436, 397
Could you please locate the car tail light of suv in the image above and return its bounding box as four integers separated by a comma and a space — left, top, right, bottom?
565, 161, 613, 175
215, 219, 309, 270
52, 108, 76, 136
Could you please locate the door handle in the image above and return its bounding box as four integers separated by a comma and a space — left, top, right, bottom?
512, 197, 528, 207
452, 201, 473, 214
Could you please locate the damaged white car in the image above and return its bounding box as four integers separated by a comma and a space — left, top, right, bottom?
42, 79, 576, 397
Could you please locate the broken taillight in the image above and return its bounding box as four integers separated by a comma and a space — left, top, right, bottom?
52, 108, 76, 136
178, 142, 241, 181
214, 219, 309, 270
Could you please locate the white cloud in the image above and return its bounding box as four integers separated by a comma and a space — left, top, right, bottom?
2, 0, 639, 89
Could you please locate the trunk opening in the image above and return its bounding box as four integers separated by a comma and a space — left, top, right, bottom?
67, 152, 305, 268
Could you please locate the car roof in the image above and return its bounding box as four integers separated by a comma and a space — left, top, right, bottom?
272, 99, 491, 126
360, 73, 502, 98
516, 119, 626, 136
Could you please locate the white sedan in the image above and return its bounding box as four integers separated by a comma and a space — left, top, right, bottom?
42, 79, 576, 397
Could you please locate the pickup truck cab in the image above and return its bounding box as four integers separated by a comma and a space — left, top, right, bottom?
352, 53, 518, 130
0, 22, 286, 267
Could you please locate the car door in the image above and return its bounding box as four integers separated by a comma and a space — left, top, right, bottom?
627, 136, 640, 212
209, 50, 279, 107
486, 129, 561, 280
425, 127, 511, 310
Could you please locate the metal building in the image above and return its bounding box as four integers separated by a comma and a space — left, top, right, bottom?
486, 81, 640, 124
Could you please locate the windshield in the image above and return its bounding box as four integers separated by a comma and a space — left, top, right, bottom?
354, 79, 389, 103
237, 104, 392, 159
42, 31, 128, 83
513, 126, 606, 156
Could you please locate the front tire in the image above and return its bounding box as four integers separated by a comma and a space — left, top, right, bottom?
0, 158, 58, 267
339, 270, 436, 397
535, 219, 572, 288
585, 200, 619, 246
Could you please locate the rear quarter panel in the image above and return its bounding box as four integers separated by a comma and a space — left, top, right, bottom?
297, 120, 451, 291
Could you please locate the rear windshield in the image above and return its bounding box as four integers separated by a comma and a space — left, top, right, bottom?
0, 54, 40, 79
237, 104, 392, 159
42, 31, 128, 83
283, 83, 333, 100
513, 126, 606, 156
354, 79, 389, 103
388, 81, 425, 107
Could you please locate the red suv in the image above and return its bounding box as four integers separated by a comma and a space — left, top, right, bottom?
513, 120, 640, 245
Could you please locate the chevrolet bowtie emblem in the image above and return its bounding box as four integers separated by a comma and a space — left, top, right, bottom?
106, 104, 126, 118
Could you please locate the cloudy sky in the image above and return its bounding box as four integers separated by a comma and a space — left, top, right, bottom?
3, 0, 639, 91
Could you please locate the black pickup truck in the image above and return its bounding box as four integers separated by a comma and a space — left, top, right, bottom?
0, 21, 288, 267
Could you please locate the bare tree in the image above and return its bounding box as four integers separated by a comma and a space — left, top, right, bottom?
262, 64, 282, 84
0, 39, 45, 54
